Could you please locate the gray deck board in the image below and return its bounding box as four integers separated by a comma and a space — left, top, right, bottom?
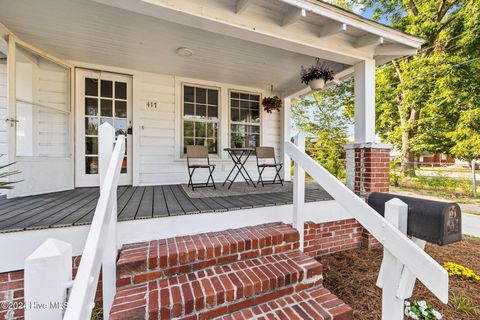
0, 184, 332, 233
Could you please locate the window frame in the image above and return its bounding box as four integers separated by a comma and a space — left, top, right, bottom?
228, 89, 262, 148
181, 82, 221, 156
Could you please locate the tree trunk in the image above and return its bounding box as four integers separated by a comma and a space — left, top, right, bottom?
400, 129, 416, 176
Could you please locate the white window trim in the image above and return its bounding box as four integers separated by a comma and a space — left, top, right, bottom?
228, 89, 263, 148
174, 76, 268, 162
180, 82, 221, 157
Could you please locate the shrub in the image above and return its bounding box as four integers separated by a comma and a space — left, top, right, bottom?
404, 300, 442, 320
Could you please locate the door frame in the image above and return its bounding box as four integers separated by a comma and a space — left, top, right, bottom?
74, 68, 133, 187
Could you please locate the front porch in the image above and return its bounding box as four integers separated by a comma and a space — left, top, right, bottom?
0, 182, 332, 234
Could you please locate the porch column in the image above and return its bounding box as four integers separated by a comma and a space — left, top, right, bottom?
345, 59, 391, 250
281, 96, 292, 181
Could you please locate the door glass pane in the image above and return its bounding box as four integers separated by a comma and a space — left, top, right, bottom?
86, 157, 99, 174
115, 101, 127, 118
85, 117, 98, 135
85, 78, 98, 97
85, 98, 98, 116
115, 119, 128, 136
100, 80, 113, 98
100, 99, 113, 117
115, 82, 127, 99
15, 44, 70, 157
85, 137, 98, 155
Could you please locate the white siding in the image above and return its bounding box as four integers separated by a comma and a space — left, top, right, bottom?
0, 63, 8, 165
132, 71, 282, 186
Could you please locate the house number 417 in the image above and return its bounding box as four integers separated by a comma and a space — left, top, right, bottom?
146, 101, 158, 108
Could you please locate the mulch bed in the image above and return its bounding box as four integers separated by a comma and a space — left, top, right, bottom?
318, 237, 480, 320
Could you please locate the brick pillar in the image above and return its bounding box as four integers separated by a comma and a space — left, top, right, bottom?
345, 143, 392, 250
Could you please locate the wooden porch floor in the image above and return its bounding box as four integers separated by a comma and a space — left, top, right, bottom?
0, 184, 332, 233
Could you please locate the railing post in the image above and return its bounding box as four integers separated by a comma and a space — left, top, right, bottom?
24, 239, 72, 320
98, 123, 117, 318
377, 198, 408, 320
293, 133, 305, 251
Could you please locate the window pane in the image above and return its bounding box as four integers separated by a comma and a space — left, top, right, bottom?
184, 121, 194, 137
240, 100, 249, 109
85, 78, 98, 97
196, 87, 206, 104
250, 94, 260, 101
184, 138, 194, 153
250, 101, 259, 111
115, 101, 127, 118
231, 92, 239, 99
206, 123, 217, 137
101, 80, 113, 98
86, 137, 98, 155
240, 93, 249, 100
240, 109, 249, 122
231, 99, 239, 108
85, 98, 98, 116
101, 99, 113, 117
251, 125, 260, 134
208, 106, 218, 120
115, 82, 127, 99
207, 139, 217, 154
195, 122, 206, 137
251, 110, 260, 123
231, 108, 239, 122
184, 103, 194, 117
86, 157, 99, 174
208, 90, 218, 105
85, 117, 98, 135
195, 138, 205, 146
195, 104, 206, 118
184, 86, 194, 103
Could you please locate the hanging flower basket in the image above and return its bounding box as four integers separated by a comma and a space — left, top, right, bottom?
261, 96, 282, 113
300, 58, 335, 91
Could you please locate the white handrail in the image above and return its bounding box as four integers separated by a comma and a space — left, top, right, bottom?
63, 127, 125, 320
285, 135, 448, 305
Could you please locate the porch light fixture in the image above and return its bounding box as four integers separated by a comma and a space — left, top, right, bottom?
176, 47, 193, 57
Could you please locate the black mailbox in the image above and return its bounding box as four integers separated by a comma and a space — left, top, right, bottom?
367, 192, 462, 246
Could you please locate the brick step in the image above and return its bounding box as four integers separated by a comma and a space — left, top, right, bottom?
110, 251, 323, 319
214, 286, 353, 320
116, 223, 300, 287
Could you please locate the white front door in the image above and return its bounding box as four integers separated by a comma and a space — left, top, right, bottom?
7, 41, 74, 198
75, 69, 132, 187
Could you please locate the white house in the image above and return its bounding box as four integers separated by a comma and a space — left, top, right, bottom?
0, 1, 450, 320
0, 0, 424, 198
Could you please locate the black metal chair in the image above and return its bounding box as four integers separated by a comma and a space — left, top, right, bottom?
186, 145, 216, 190
255, 146, 283, 187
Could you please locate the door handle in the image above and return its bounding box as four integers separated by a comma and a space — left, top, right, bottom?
5, 118, 19, 127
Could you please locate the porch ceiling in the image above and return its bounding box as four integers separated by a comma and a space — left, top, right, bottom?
0, 0, 349, 94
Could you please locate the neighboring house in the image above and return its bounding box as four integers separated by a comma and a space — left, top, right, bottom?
0, 1, 449, 320
419, 153, 455, 165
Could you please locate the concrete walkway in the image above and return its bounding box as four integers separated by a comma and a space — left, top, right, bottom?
390, 188, 480, 238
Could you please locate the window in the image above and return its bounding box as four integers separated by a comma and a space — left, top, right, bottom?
230, 91, 261, 147
183, 84, 219, 154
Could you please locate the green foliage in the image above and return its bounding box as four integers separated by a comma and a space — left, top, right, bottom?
449, 293, 480, 316
232, 135, 244, 145
0, 161, 21, 189
355, 0, 480, 174
292, 83, 352, 178
397, 175, 474, 196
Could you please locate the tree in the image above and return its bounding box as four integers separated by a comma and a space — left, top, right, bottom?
292, 80, 353, 177
357, 0, 480, 175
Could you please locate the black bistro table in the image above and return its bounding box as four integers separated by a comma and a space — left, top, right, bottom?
223, 147, 256, 189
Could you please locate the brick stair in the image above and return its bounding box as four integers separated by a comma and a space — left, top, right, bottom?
110, 223, 352, 320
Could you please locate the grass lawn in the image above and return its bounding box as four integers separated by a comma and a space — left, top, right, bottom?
319, 236, 480, 320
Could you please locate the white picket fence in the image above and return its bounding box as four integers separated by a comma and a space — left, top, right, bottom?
24, 123, 125, 320
286, 133, 449, 320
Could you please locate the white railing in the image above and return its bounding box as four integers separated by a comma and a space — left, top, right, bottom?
286, 134, 448, 320
62, 123, 125, 320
